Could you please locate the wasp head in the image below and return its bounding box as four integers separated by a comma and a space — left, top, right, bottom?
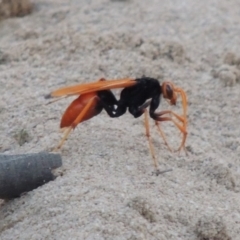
162, 81, 177, 105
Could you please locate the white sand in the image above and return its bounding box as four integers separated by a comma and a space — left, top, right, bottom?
0, 0, 240, 239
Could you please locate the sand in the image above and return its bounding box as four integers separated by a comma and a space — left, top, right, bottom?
0, 0, 240, 239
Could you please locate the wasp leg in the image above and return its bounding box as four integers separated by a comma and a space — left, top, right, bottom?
144, 109, 158, 168
154, 121, 172, 152
152, 110, 187, 154
128, 100, 151, 118
127, 101, 159, 167
54, 96, 99, 151
99, 91, 157, 166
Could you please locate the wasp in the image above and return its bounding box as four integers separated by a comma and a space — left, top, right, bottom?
46, 77, 187, 169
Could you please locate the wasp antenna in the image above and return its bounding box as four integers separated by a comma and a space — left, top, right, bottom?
174, 87, 187, 118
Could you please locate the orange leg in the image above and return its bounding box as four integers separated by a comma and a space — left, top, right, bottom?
154, 110, 187, 154
54, 96, 98, 151
154, 121, 172, 152
144, 110, 157, 168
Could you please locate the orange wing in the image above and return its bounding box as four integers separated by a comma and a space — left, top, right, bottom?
48, 78, 136, 98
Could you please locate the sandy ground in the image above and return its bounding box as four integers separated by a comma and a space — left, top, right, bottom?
0, 0, 240, 239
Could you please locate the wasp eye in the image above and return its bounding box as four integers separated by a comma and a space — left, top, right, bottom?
166, 84, 173, 99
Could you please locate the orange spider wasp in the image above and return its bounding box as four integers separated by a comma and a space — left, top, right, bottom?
46, 77, 187, 169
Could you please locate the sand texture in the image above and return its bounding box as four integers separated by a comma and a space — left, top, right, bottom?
0, 0, 240, 239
